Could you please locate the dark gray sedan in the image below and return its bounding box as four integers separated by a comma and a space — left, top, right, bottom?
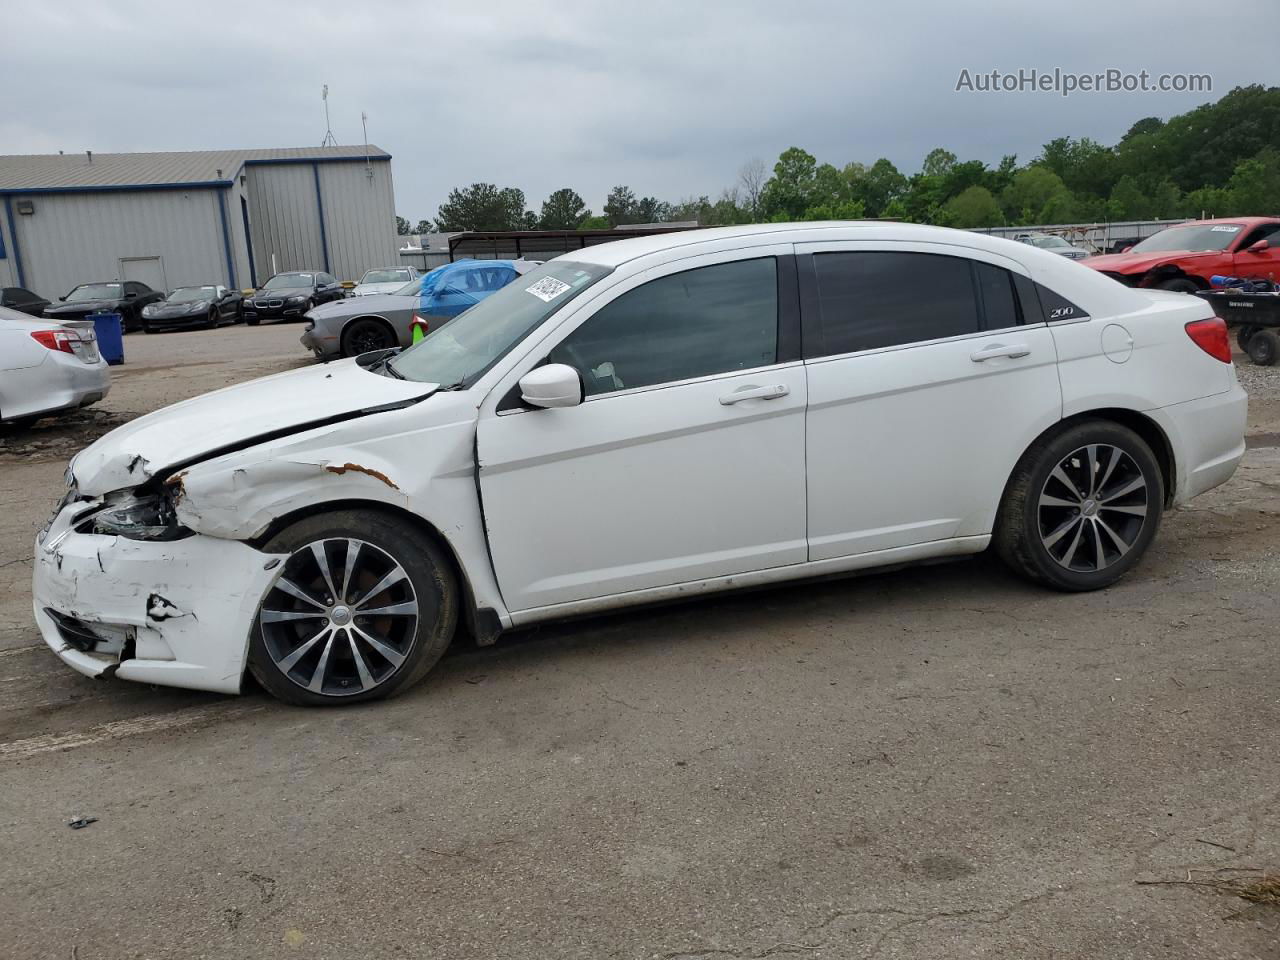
299, 259, 538, 359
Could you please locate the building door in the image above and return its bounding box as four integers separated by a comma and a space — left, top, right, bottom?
119, 257, 167, 293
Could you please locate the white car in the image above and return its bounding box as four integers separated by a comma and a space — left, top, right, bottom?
350, 266, 420, 297
1, 307, 110, 428
34, 223, 1246, 705
1015, 232, 1090, 260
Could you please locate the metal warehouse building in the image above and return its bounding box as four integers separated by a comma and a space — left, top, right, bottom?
0, 146, 399, 300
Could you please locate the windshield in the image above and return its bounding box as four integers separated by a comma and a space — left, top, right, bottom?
388, 260, 613, 386
1032, 236, 1071, 249
361, 269, 412, 284
264, 273, 313, 289
168, 286, 217, 303
66, 283, 122, 302
1131, 224, 1243, 253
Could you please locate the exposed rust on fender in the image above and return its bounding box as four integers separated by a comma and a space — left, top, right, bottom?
164, 471, 189, 501
323, 462, 400, 490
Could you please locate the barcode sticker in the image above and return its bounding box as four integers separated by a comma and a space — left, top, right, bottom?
1210, 225, 1241, 232
525, 277, 571, 302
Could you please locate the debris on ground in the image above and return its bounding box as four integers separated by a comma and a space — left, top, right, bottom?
67, 816, 98, 830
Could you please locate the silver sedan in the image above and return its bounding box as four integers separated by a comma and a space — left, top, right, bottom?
0, 307, 110, 428
299, 259, 539, 359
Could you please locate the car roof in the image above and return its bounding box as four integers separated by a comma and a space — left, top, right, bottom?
560, 221, 1078, 268
1174, 216, 1280, 227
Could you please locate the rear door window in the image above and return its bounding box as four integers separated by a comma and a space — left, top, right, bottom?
809, 251, 980, 356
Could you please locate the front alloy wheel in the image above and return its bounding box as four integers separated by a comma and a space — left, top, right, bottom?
248, 511, 457, 705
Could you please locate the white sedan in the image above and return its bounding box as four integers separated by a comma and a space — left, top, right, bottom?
350, 266, 420, 297
34, 223, 1246, 705
1, 307, 110, 429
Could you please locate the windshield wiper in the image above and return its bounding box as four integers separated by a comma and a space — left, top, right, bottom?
435, 380, 467, 392
382, 355, 406, 379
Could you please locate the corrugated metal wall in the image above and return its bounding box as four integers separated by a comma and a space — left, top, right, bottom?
6, 189, 227, 300
243, 160, 397, 283
244, 164, 324, 280
317, 160, 399, 281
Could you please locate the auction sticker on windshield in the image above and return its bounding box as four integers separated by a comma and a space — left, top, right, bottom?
1211, 225, 1241, 232
526, 277, 571, 302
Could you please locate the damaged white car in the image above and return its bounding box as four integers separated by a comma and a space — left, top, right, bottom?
35, 223, 1247, 705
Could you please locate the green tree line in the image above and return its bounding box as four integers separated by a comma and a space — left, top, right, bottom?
400, 85, 1280, 234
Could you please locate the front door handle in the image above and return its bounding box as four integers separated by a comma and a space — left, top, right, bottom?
719, 384, 790, 405
970, 343, 1031, 362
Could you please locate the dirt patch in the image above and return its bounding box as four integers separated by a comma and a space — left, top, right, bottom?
0, 408, 138, 464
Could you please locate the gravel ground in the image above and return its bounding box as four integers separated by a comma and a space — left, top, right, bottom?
0, 324, 1276, 960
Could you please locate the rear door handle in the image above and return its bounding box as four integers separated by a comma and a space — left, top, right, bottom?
719, 384, 790, 405
970, 343, 1031, 362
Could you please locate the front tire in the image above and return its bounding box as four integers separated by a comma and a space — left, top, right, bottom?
248, 511, 458, 706
995, 421, 1163, 591
341, 318, 396, 357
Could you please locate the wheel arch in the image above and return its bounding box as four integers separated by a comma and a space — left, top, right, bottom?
338, 314, 397, 354
1005, 409, 1177, 511
1143, 264, 1209, 290
248, 497, 490, 643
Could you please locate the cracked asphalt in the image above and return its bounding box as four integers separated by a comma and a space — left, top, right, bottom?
1, 323, 1277, 959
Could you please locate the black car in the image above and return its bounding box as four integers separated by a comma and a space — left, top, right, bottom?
141, 285, 243, 333
242, 271, 345, 325
1, 286, 51, 317
42, 280, 164, 332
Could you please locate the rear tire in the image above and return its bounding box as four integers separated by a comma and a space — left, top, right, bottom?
1246, 329, 1280, 366
1158, 277, 1199, 294
995, 420, 1163, 592
247, 511, 458, 706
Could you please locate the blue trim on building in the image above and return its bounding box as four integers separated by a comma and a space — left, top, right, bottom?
216, 189, 237, 289
240, 196, 257, 288
0, 180, 234, 196
3, 196, 26, 287
0, 201, 6, 260
311, 162, 331, 274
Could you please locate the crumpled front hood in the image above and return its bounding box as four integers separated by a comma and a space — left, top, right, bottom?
72, 360, 436, 495
1084, 250, 1216, 274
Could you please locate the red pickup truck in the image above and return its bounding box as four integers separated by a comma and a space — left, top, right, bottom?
1083, 217, 1280, 292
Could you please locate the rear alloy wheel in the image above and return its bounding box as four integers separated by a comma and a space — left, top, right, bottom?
341, 318, 395, 357
248, 511, 457, 705
996, 421, 1163, 591
1246, 329, 1280, 366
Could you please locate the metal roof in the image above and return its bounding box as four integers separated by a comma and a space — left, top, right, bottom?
0, 145, 391, 192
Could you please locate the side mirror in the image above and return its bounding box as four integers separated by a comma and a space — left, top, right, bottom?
519, 363, 582, 409
1248, 239, 1270, 254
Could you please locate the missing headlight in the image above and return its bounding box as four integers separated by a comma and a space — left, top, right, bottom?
92, 492, 192, 541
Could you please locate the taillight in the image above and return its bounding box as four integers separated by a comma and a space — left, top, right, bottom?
30, 329, 80, 354
1184, 317, 1232, 363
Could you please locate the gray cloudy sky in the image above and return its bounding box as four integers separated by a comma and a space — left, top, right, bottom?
5, 0, 1277, 221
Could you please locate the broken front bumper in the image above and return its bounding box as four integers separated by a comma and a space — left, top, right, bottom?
33, 502, 287, 694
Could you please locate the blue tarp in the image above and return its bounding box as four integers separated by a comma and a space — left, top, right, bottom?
416, 259, 520, 319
